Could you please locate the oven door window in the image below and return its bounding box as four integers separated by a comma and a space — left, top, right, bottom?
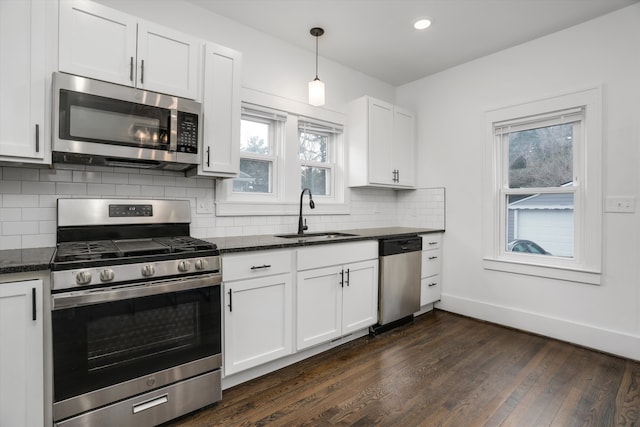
52, 285, 221, 402
59, 89, 171, 150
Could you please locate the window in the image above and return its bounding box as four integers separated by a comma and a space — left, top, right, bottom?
483, 87, 602, 284
298, 119, 342, 197
232, 106, 285, 194
216, 90, 348, 216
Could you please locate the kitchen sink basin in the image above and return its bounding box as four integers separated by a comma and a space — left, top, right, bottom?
275, 232, 357, 240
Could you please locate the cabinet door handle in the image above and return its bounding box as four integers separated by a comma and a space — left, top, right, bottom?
206, 146, 211, 167
250, 264, 271, 270
428, 256, 438, 260
32, 287, 37, 321
345, 268, 350, 286
227, 288, 233, 312
35, 124, 40, 152
129, 57, 134, 82
140, 59, 145, 84
340, 269, 344, 288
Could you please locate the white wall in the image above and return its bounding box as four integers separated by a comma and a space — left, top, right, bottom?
397, 4, 640, 359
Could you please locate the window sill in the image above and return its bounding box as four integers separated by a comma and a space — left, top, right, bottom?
215, 200, 350, 217
483, 258, 601, 285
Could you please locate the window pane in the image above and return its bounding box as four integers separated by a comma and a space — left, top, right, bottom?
233, 159, 272, 193
508, 123, 573, 188
506, 193, 574, 257
240, 119, 271, 154
301, 166, 330, 196
299, 131, 328, 163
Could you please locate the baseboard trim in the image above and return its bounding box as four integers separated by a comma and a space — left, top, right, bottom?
436, 294, 640, 361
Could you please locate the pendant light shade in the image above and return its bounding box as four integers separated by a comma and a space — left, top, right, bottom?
309, 27, 325, 106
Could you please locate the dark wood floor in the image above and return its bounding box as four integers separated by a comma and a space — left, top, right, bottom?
166, 310, 640, 426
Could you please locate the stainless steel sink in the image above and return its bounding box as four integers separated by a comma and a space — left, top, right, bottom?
275, 232, 357, 240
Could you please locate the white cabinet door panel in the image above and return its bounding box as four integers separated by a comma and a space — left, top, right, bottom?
296, 266, 342, 350
59, 0, 137, 87
224, 273, 292, 375
342, 260, 378, 335
137, 22, 199, 99
0, 280, 43, 427
368, 98, 394, 185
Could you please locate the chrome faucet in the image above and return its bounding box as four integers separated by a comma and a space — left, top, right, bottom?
298, 188, 315, 234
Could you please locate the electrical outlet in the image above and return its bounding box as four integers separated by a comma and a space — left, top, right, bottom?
604, 196, 636, 213
196, 197, 213, 214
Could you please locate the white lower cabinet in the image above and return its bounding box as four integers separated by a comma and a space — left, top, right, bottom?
0, 279, 44, 427
420, 233, 443, 306
296, 242, 378, 351
222, 250, 293, 376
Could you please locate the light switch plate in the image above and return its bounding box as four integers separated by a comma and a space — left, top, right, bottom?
196, 197, 214, 214
604, 196, 636, 213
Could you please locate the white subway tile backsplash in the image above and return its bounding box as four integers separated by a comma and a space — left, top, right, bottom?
22, 181, 55, 195
0, 164, 445, 249
3, 167, 39, 181
4, 194, 39, 208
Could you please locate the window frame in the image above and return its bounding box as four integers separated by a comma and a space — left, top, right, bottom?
483, 87, 603, 284
216, 88, 349, 217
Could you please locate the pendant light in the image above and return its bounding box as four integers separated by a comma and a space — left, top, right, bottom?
308, 27, 325, 106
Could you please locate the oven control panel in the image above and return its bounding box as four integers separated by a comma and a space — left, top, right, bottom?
109, 204, 153, 217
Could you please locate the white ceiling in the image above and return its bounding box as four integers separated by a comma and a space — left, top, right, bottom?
188, 0, 638, 86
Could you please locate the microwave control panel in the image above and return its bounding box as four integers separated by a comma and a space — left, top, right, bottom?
177, 112, 199, 154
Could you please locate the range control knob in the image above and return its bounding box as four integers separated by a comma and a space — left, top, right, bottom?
141, 264, 156, 277
100, 269, 115, 282
76, 271, 92, 285
194, 259, 209, 270
178, 260, 191, 272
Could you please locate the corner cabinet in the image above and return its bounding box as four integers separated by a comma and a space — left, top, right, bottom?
0, 279, 44, 427
222, 250, 293, 376
59, 0, 200, 99
347, 96, 416, 189
420, 233, 443, 306
296, 241, 378, 351
0, 0, 50, 163
192, 42, 242, 178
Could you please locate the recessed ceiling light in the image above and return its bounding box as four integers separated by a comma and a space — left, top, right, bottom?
413, 18, 432, 30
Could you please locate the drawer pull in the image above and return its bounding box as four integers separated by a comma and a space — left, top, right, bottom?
428, 256, 438, 260
133, 394, 168, 414
428, 241, 438, 245
251, 264, 272, 270
428, 282, 438, 287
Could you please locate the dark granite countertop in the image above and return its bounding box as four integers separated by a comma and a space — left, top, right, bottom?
0, 227, 444, 274
0, 247, 55, 275
206, 227, 444, 254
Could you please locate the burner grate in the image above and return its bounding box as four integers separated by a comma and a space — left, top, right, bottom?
55, 240, 120, 262
154, 236, 217, 253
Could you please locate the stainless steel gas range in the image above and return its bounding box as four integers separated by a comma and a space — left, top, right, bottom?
50, 199, 222, 427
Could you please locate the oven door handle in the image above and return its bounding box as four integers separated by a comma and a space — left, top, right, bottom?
52, 273, 221, 310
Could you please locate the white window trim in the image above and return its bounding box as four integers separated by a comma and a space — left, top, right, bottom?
483, 86, 603, 284
216, 88, 349, 216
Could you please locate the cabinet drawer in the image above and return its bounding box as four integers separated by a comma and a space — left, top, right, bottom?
421, 249, 442, 278
222, 250, 292, 281
297, 241, 377, 271
421, 275, 441, 306
421, 233, 442, 250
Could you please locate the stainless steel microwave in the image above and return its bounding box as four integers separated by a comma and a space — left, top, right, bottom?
52, 72, 202, 171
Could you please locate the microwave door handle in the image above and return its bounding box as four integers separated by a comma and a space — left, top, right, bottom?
169, 109, 178, 152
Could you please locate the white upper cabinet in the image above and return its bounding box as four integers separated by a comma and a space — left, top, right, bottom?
0, 0, 49, 163
58, 0, 200, 100
194, 42, 242, 177
347, 96, 416, 189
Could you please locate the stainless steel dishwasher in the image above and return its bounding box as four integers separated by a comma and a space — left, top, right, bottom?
371, 235, 422, 334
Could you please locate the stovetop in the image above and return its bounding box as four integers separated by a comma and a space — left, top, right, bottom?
54, 236, 217, 264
